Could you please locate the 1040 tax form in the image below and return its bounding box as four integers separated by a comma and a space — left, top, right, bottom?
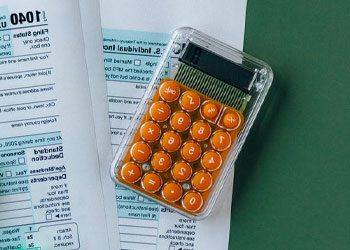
0, 0, 112, 249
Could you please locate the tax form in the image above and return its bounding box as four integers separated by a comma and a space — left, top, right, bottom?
100, 0, 247, 249
78, 0, 120, 248
0, 0, 110, 249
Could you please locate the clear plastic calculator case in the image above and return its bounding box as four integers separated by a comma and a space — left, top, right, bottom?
111, 27, 273, 219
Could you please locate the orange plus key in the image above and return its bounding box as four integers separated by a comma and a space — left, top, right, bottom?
171, 161, 192, 182
140, 121, 161, 142
120, 162, 141, 183
180, 91, 200, 112
162, 182, 183, 202
161, 131, 181, 152
211, 130, 231, 151
159, 80, 181, 102
182, 191, 203, 212
191, 121, 211, 141
142, 172, 162, 193
181, 141, 202, 162
149, 101, 171, 122
130, 142, 152, 162
151, 151, 172, 172
222, 111, 241, 130
201, 101, 220, 120
201, 150, 222, 171
192, 171, 213, 192
170, 111, 191, 132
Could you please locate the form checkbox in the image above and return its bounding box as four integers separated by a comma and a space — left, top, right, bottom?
18, 157, 25, 165
46, 213, 52, 220
138, 195, 144, 202
134, 59, 141, 66
166, 62, 170, 68
5, 171, 12, 177
3, 34, 10, 41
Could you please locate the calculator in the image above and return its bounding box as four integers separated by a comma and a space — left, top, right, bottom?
111, 27, 273, 219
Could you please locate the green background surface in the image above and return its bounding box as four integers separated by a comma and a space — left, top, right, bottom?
229, 1, 350, 249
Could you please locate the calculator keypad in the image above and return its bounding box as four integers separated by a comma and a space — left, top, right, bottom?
118, 79, 244, 215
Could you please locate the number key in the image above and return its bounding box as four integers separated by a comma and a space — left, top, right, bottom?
170, 111, 191, 132
182, 191, 203, 212
171, 161, 192, 182
180, 91, 200, 112
191, 171, 212, 192
151, 151, 172, 172
161, 131, 181, 152
201, 150, 222, 171
191, 121, 211, 141
211, 130, 231, 151
181, 141, 202, 162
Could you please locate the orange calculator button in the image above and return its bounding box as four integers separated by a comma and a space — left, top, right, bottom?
191, 171, 213, 192
223, 111, 241, 130
159, 80, 181, 102
149, 101, 171, 122
182, 191, 203, 212
201, 150, 222, 171
151, 151, 172, 172
171, 161, 192, 182
170, 111, 191, 132
202, 102, 219, 119
141, 172, 162, 193
162, 182, 183, 202
140, 121, 161, 142
191, 121, 211, 141
211, 130, 232, 151
180, 91, 200, 112
130, 142, 152, 162
120, 162, 142, 183
161, 131, 181, 152
181, 141, 202, 162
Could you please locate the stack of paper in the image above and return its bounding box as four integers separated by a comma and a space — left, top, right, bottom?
0, 0, 247, 249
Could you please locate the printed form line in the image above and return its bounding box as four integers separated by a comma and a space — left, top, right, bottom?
0, 215, 33, 221
0, 51, 52, 60
0, 130, 60, 140
0, 99, 57, 108
108, 95, 142, 100
0, 115, 59, 125
0, 83, 55, 92
107, 79, 148, 84
0, 23, 48, 32
0, 199, 31, 205
0, 218, 72, 229
0, 67, 54, 76
0, 142, 62, 153
0, 207, 32, 213
0, 170, 66, 180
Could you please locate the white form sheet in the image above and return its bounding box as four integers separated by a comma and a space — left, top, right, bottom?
100, 1, 247, 249
0, 0, 110, 249
79, 0, 120, 249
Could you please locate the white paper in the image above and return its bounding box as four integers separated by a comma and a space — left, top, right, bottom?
78, 0, 120, 249
100, 0, 247, 249
0, 0, 110, 249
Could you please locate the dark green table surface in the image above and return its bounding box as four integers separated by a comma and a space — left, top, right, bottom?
229, 1, 350, 249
